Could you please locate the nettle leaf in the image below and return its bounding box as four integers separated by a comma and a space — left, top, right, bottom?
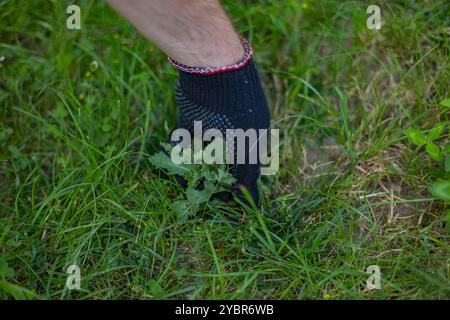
149, 151, 190, 177
216, 167, 237, 186
404, 129, 427, 146
186, 187, 210, 205
203, 180, 216, 195
443, 145, 450, 154
150, 143, 236, 223
171, 185, 217, 223
439, 98, 450, 108
445, 155, 450, 173
426, 143, 443, 162
429, 180, 450, 201
171, 200, 199, 222
428, 123, 447, 141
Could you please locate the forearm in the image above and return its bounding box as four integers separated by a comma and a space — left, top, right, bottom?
106, 0, 244, 67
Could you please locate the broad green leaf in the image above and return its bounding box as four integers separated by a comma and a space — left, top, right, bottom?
428, 123, 447, 141
439, 98, 450, 108
146, 279, 163, 297
102, 122, 112, 132
0, 280, 35, 300
0, 258, 15, 279
443, 145, 450, 154
6, 239, 22, 249
52, 103, 68, 119
426, 143, 442, 161
445, 155, 450, 173
0, 128, 14, 141
429, 180, 450, 201
404, 129, 427, 146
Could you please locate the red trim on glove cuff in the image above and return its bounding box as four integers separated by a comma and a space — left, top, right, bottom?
168, 38, 253, 75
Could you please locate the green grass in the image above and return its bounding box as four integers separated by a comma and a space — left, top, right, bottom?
0, 0, 449, 299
